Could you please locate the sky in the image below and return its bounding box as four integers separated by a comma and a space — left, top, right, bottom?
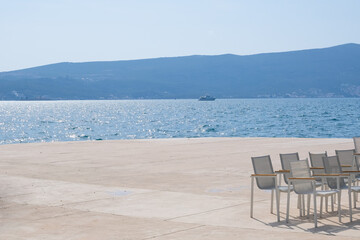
1, 0, 360, 72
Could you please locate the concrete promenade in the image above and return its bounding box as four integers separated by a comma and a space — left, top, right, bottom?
0, 137, 359, 239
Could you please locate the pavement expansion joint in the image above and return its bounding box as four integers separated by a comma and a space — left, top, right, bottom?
141, 225, 206, 240
165, 203, 243, 221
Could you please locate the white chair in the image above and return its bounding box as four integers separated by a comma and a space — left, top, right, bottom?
309, 151, 338, 214
279, 153, 304, 214
251, 155, 282, 221
286, 160, 339, 228
322, 155, 360, 222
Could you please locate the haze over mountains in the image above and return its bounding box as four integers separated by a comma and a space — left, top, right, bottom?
1, 43, 360, 100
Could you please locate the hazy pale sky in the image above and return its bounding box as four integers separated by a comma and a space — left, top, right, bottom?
1, 0, 360, 71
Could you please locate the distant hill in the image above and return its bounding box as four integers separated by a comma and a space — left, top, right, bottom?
1, 43, 360, 100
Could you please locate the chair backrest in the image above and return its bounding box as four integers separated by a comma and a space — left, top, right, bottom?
251, 155, 275, 190
322, 155, 346, 189
353, 137, 360, 172
280, 152, 300, 184
335, 149, 355, 170
289, 160, 314, 194
336, 148, 360, 178
353, 137, 360, 153
354, 154, 360, 172
309, 152, 327, 179
309, 152, 327, 168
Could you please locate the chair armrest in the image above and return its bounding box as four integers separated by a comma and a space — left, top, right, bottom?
313, 174, 350, 177
341, 165, 352, 168
342, 170, 360, 173
289, 177, 316, 183
251, 174, 276, 177
310, 167, 324, 170
354, 153, 360, 156
275, 170, 290, 173
289, 177, 316, 180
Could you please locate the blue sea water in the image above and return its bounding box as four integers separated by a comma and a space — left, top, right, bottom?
0, 98, 359, 145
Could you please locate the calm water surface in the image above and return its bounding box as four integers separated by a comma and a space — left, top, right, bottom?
0, 99, 359, 144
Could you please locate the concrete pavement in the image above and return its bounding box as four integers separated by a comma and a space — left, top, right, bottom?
0, 137, 359, 239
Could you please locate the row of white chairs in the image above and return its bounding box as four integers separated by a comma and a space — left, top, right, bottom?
250, 137, 360, 228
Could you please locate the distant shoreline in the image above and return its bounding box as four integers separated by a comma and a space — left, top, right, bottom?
1, 97, 360, 102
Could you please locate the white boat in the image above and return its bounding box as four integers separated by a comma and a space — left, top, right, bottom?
199, 95, 216, 101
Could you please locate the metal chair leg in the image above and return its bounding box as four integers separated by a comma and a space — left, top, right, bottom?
278, 191, 281, 213
349, 189, 353, 222
354, 190, 357, 209
320, 196, 323, 218
299, 195, 302, 217
250, 176, 254, 218
313, 192, 318, 228
307, 194, 311, 218
338, 191, 341, 222
275, 178, 280, 222
302, 194, 306, 216
325, 196, 329, 212
286, 182, 291, 223
271, 189, 274, 213
356, 181, 359, 202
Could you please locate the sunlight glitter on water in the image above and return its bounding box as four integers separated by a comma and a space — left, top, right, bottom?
0, 99, 359, 144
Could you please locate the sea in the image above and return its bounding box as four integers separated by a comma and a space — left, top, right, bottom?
0, 98, 359, 145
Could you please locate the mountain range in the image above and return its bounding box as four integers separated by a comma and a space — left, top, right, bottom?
1, 43, 360, 100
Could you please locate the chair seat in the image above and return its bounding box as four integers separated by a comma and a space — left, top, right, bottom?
315, 182, 322, 187
351, 186, 360, 192
316, 190, 338, 196
278, 185, 293, 192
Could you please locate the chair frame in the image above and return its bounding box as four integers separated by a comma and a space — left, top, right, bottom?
250, 173, 280, 221
250, 155, 280, 222
322, 155, 360, 222
286, 160, 340, 228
